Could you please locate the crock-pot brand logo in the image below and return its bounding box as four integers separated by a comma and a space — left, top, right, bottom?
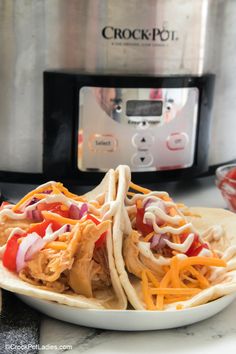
102, 26, 178, 42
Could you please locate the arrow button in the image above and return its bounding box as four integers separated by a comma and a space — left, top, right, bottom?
132, 153, 153, 167
132, 133, 154, 149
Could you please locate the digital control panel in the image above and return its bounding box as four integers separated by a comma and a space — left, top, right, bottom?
78, 87, 199, 172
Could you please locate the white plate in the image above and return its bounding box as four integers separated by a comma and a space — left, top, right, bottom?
17, 293, 236, 331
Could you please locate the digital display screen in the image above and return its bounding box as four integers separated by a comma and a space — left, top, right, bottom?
126, 100, 163, 117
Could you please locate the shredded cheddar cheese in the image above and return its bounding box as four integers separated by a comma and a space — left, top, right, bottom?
141, 271, 155, 310
136, 199, 142, 209
150, 288, 201, 295
141, 255, 226, 310
143, 231, 155, 242
12, 185, 54, 211
41, 211, 79, 225
55, 183, 86, 201
44, 241, 67, 250
129, 182, 151, 195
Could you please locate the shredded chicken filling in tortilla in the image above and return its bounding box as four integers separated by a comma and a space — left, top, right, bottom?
19, 220, 111, 297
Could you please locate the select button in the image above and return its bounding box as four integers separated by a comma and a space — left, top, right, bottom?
89, 134, 117, 152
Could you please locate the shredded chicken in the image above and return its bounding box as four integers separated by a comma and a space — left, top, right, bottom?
68, 220, 111, 298
93, 246, 111, 290
19, 223, 82, 288
123, 230, 147, 279
123, 230, 165, 278
19, 220, 111, 298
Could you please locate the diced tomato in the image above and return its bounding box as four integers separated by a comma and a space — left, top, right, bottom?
37, 202, 69, 218
218, 167, 236, 192
183, 234, 209, 257
0, 201, 10, 210
226, 167, 236, 180
179, 233, 189, 242
185, 234, 199, 256
36, 202, 59, 212
136, 208, 153, 236
86, 214, 107, 247
218, 168, 236, 212
3, 234, 23, 271
27, 219, 62, 237
95, 232, 107, 248
203, 242, 209, 249
190, 245, 204, 257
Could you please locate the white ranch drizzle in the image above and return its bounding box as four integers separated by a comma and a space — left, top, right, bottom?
164, 233, 195, 253
209, 246, 236, 281
143, 212, 195, 234
126, 191, 194, 234
201, 225, 224, 242
0, 204, 14, 209
0, 227, 26, 257
197, 248, 212, 257
86, 200, 118, 220
145, 205, 182, 226
0, 209, 27, 220
137, 242, 170, 266
43, 224, 68, 242
125, 191, 169, 206
0, 193, 85, 221
25, 194, 82, 210
127, 191, 200, 252
222, 245, 236, 261
35, 181, 57, 190
101, 201, 119, 221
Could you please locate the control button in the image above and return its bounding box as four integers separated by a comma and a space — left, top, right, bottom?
89, 134, 117, 152
132, 133, 154, 150
131, 152, 154, 167
166, 132, 189, 151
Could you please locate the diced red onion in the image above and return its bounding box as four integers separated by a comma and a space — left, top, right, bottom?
69, 204, 81, 219
32, 209, 43, 221
66, 224, 71, 232
150, 234, 161, 248
143, 199, 166, 226
25, 237, 46, 261
69, 203, 88, 220
25, 224, 69, 261
43, 190, 52, 194
151, 234, 170, 251
159, 234, 170, 249
26, 209, 43, 222
143, 198, 155, 209
16, 233, 41, 272
16, 224, 70, 270
26, 210, 33, 220
79, 203, 88, 218
26, 197, 39, 207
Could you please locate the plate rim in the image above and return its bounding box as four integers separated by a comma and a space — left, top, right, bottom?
17, 292, 236, 314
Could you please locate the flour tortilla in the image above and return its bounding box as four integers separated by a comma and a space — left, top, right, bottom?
112, 165, 236, 310
0, 169, 127, 310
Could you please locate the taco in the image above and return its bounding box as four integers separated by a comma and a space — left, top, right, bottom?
0, 169, 127, 309
112, 165, 236, 310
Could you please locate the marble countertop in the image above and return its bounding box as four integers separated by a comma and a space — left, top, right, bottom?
1, 176, 236, 353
